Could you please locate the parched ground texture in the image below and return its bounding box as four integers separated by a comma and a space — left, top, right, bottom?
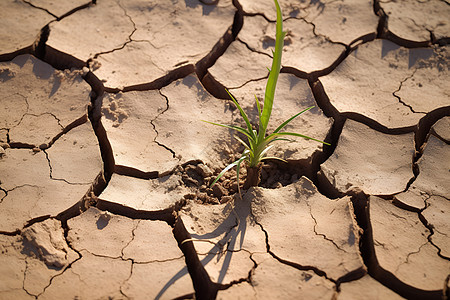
0, 0, 449, 299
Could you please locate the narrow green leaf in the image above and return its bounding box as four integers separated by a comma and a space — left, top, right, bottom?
234, 135, 251, 150
273, 106, 315, 133
210, 158, 242, 187
260, 156, 287, 163
258, 144, 274, 160
235, 155, 247, 197
269, 132, 331, 146
226, 89, 256, 140
201, 120, 255, 142
254, 94, 262, 119
259, 0, 285, 141
271, 137, 295, 143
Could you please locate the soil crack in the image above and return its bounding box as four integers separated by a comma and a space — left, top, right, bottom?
253, 216, 336, 284
151, 90, 178, 159
305, 200, 347, 253
43, 149, 91, 185
90, 0, 137, 62
22, 0, 58, 19
36, 219, 83, 298
393, 69, 423, 114
419, 197, 450, 260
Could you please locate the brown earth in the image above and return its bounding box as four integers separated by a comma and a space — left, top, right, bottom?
0, 0, 449, 299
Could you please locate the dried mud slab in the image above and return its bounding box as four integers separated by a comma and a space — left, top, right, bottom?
431, 116, 450, 142
422, 195, 450, 258
248, 253, 335, 299
0, 219, 79, 298
338, 275, 405, 300
180, 195, 266, 256
46, 122, 102, 184
0, 235, 33, 299
238, 16, 346, 73
155, 75, 239, 169
380, 0, 450, 42
208, 41, 272, 88
68, 207, 137, 258
0, 149, 90, 232
229, 73, 332, 161
395, 118, 450, 210
250, 177, 365, 281
67, 207, 193, 299
88, 0, 235, 89
413, 135, 449, 198
200, 250, 254, 285
180, 178, 356, 291
27, 0, 90, 18
238, 0, 310, 20
320, 40, 448, 128
101, 90, 177, 173
121, 258, 194, 299
217, 282, 256, 299
0, 55, 90, 147
122, 219, 183, 263
395, 131, 450, 256
47, 0, 134, 63
99, 173, 188, 211
0, 0, 54, 56
39, 250, 131, 300
302, 0, 378, 45
180, 195, 265, 287
320, 119, 414, 195
370, 196, 450, 291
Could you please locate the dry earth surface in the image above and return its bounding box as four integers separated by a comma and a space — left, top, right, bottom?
0, 0, 449, 299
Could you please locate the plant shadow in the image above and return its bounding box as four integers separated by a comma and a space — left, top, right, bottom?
155, 195, 252, 299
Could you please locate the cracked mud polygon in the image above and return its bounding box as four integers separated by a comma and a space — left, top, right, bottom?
0, 0, 449, 299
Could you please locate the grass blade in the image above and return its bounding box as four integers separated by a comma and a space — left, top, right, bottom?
273, 106, 315, 133
202, 120, 255, 142
260, 156, 287, 163
259, 0, 286, 140
234, 135, 251, 150
210, 157, 243, 187
254, 94, 262, 119
226, 90, 256, 140
270, 132, 331, 145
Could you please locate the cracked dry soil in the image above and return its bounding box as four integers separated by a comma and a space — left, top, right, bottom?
0, 0, 449, 299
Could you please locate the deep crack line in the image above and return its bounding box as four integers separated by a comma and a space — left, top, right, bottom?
419, 197, 450, 261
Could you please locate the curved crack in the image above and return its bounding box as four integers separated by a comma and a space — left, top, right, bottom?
22, 0, 58, 19
305, 200, 347, 253
419, 197, 450, 261
43, 149, 91, 185
253, 217, 335, 283
150, 90, 178, 159
392, 69, 423, 114
90, 0, 137, 61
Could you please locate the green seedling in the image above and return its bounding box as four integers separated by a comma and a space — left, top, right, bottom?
204, 0, 330, 191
